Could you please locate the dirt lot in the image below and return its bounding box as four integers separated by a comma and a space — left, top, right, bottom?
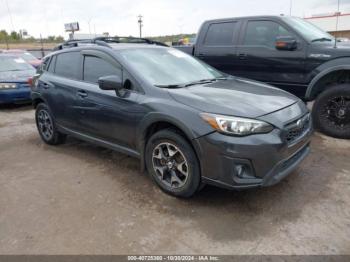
0, 105, 349, 255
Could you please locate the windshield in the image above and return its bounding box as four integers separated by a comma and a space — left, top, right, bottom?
0, 56, 34, 72
19, 52, 38, 61
119, 48, 224, 86
283, 17, 334, 42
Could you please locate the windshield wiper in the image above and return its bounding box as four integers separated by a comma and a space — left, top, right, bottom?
311, 37, 333, 43
155, 77, 228, 89
154, 84, 184, 89
183, 78, 226, 87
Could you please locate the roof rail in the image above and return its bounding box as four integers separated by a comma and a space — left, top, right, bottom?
54, 36, 168, 50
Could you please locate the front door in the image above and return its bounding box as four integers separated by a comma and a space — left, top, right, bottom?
76, 53, 144, 150
235, 19, 307, 96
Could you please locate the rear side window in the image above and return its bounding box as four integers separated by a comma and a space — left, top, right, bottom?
243, 20, 293, 48
83, 56, 121, 84
204, 22, 236, 46
38, 56, 50, 72
55, 52, 81, 79
47, 55, 56, 73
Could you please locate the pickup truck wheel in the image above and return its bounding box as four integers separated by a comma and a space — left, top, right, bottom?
35, 103, 66, 145
312, 84, 350, 139
145, 129, 200, 198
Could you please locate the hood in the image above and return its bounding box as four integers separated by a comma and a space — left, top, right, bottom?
309, 42, 350, 59
167, 78, 299, 118
0, 69, 36, 82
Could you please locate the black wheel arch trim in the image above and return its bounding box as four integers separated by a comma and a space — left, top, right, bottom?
306, 61, 350, 101
31, 92, 48, 108
137, 112, 207, 173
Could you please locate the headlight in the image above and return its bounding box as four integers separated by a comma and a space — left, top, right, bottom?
0, 83, 17, 89
201, 113, 274, 136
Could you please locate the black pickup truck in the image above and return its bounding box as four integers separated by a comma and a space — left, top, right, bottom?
175, 16, 350, 139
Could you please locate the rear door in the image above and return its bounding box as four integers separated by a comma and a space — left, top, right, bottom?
194, 20, 241, 75
39, 51, 83, 131
235, 19, 307, 95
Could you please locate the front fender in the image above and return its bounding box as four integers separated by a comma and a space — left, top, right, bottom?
306, 58, 350, 100
136, 111, 213, 173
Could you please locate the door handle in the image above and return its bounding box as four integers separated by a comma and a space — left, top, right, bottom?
197, 53, 205, 57
77, 90, 88, 98
238, 53, 248, 60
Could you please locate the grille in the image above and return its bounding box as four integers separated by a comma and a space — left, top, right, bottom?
285, 113, 311, 144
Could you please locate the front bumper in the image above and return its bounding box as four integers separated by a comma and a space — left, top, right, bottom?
195, 119, 313, 190
0, 88, 31, 104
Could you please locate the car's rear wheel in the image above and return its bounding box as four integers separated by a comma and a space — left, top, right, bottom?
35, 103, 66, 145
145, 129, 200, 198
312, 84, 350, 139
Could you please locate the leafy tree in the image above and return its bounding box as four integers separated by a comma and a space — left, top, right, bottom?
47, 35, 56, 41
0, 30, 9, 41
10, 31, 20, 40
55, 36, 64, 42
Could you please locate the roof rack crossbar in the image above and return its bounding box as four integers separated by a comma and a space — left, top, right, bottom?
54, 36, 168, 50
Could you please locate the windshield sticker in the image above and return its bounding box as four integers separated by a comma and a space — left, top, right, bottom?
14, 58, 26, 63
167, 49, 187, 58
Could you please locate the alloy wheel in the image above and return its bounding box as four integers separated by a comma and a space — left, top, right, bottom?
152, 142, 189, 189
37, 109, 54, 141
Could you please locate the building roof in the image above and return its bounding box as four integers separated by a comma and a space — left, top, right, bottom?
305, 13, 350, 32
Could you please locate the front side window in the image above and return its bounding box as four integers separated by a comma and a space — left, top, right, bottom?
204, 22, 236, 46
55, 52, 81, 79
243, 21, 293, 48
83, 56, 121, 83
119, 48, 224, 86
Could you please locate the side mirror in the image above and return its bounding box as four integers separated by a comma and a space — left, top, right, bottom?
98, 75, 123, 91
275, 36, 297, 51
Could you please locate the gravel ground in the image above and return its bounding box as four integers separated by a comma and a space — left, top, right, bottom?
0, 105, 349, 255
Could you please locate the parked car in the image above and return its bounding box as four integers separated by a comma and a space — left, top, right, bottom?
175, 16, 350, 139
0, 54, 36, 104
31, 39, 312, 197
1, 49, 41, 68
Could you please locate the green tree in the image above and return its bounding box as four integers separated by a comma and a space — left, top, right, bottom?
47, 35, 55, 41
0, 30, 9, 41
55, 36, 64, 42
10, 31, 20, 40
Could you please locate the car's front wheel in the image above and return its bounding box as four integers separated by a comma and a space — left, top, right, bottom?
145, 129, 200, 198
312, 84, 350, 139
35, 103, 66, 145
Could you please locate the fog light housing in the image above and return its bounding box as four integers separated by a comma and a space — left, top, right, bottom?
234, 163, 255, 179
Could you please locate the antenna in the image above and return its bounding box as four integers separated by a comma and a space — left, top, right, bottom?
137, 15, 143, 38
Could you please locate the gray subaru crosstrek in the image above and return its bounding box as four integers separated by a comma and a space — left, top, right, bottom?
31, 39, 313, 197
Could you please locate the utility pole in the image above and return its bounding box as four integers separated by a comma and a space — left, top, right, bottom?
40, 34, 44, 58
138, 15, 143, 38
289, 0, 292, 16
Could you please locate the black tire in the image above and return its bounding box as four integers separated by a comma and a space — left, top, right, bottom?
312, 84, 350, 139
35, 103, 66, 145
145, 129, 201, 198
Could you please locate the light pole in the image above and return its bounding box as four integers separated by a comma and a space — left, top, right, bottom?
138, 15, 143, 38
289, 0, 292, 16
335, 0, 340, 34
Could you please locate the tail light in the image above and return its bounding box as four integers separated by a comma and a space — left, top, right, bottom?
28, 77, 33, 89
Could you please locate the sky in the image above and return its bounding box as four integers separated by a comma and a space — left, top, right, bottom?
1, 0, 350, 38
